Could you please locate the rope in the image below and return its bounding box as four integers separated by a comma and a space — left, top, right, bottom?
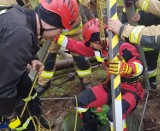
27, 107, 52, 131
20, 40, 53, 120
97, 0, 106, 45
40, 97, 75, 101
74, 95, 78, 131
138, 90, 150, 131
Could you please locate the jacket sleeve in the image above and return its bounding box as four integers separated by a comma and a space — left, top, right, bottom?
119, 24, 160, 49
119, 42, 143, 77
57, 36, 95, 57
136, 0, 160, 16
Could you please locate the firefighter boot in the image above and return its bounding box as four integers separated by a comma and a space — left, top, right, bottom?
28, 98, 55, 129
80, 110, 98, 131
150, 81, 157, 89
36, 80, 51, 96
149, 77, 157, 89
81, 116, 98, 131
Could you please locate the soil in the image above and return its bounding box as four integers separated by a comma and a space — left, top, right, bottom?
41, 65, 160, 131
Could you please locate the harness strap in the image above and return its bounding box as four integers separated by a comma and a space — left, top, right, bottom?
121, 76, 140, 83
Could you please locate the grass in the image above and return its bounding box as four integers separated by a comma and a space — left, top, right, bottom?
117, 0, 124, 6
29, 0, 39, 8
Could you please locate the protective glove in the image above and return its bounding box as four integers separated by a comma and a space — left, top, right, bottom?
8, 114, 21, 129
123, 0, 136, 7
109, 55, 132, 75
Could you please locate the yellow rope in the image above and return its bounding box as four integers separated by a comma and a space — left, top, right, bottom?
20, 40, 53, 131
27, 107, 52, 131
97, 0, 106, 44
74, 95, 78, 131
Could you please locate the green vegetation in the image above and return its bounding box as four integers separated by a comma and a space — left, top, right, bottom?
29, 0, 39, 8
117, 0, 124, 6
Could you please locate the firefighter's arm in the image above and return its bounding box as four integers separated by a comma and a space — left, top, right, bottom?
108, 56, 133, 76
55, 35, 95, 57
109, 58, 143, 77
119, 42, 143, 77
136, 0, 160, 16
119, 24, 160, 49
109, 43, 143, 77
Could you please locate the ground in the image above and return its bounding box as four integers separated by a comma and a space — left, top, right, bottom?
41, 62, 160, 131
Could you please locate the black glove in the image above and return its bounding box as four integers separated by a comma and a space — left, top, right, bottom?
124, 0, 136, 7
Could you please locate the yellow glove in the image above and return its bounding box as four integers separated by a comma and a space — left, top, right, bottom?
109, 55, 132, 75
8, 115, 21, 129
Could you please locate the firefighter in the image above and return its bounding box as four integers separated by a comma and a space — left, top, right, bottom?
36, 0, 96, 96
54, 18, 145, 131
0, 0, 79, 130
107, 0, 160, 49
121, 7, 160, 89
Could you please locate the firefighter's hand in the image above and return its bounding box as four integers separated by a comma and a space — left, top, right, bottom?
54, 34, 68, 46
132, 12, 140, 22
31, 60, 44, 75
109, 56, 132, 75
108, 19, 122, 35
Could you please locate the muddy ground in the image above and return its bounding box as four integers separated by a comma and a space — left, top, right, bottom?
41, 63, 160, 131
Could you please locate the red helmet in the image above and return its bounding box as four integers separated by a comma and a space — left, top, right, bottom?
82, 18, 107, 46
40, 0, 79, 30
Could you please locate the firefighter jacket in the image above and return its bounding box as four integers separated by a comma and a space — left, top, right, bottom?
57, 37, 144, 99
0, 5, 39, 97
119, 0, 160, 49
0, 0, 17, 6
136, 0, 160, 16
